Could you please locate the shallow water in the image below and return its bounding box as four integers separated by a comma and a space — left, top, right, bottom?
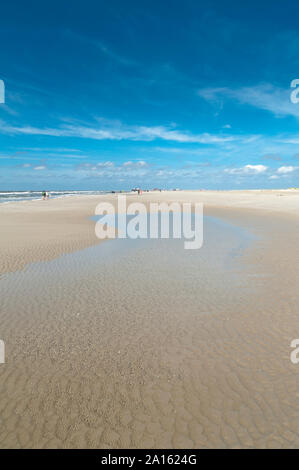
0, 215, 255, 305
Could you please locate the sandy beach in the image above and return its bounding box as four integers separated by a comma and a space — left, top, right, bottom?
1, 190, 299, 448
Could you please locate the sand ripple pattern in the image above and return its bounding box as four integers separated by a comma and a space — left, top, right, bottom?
0, 214, 299, 448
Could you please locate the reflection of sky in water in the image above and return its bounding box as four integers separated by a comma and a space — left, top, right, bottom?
0, 216, 257, 312
91, 214, 254, 259
91, 212, 204, 239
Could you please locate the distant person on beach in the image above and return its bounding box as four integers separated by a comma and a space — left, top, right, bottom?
42, 191, 46, 200
46, 191, 49, 199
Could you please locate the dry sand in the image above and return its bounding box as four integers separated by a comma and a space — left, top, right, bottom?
1, 190, 299, 448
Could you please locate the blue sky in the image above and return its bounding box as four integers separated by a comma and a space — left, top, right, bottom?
1, 0, 299, 190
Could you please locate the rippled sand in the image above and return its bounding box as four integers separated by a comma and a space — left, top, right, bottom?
1, 192, 299, 448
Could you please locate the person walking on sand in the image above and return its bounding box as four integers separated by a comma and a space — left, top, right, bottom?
42, 191, 46, 200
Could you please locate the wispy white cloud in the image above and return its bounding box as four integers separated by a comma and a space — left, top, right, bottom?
123, 160, 148, 167
0, 119, 234, 144
268, 166, 297, 179
23, 147, 82, 153
198, 83, 299, 119
96, 161, 114, 167
65, 30, 136, 66
33, 165, 46, 170
277, 165, 296, 174
277, 137, 299, 144
95, 41, 135, 66
224, 164, 268, 175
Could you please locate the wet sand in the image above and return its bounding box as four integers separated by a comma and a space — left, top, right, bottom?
1, 190, 299, 448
